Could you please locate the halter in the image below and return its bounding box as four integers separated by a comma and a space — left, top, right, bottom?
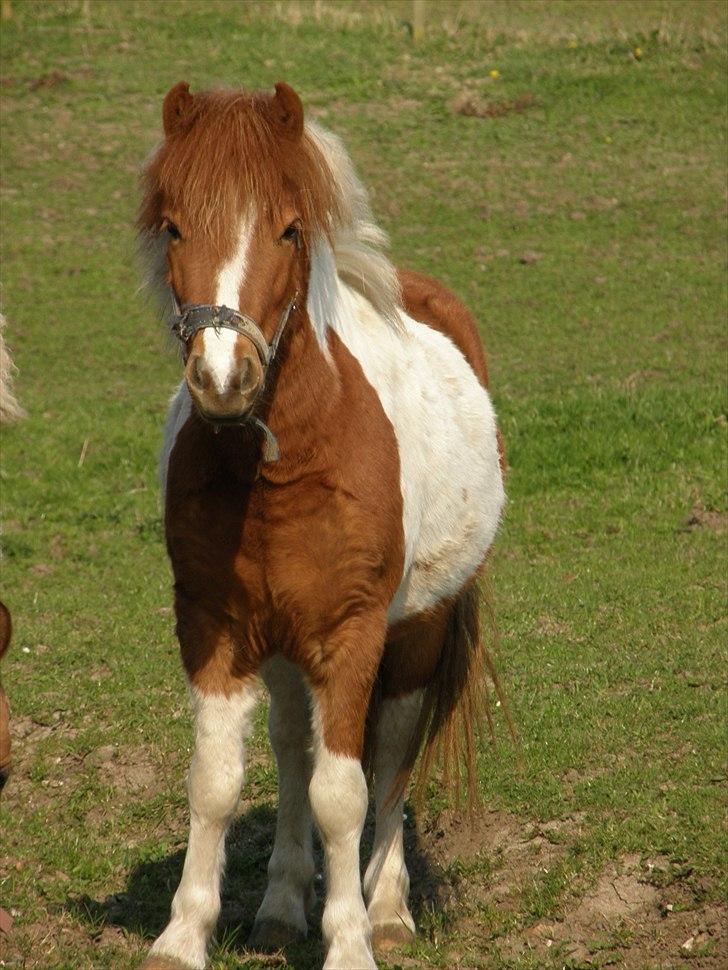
169, 292, 298, 463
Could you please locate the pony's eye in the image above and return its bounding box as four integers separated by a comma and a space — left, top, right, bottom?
164, 220, 182, 241
280, 222, 299, 243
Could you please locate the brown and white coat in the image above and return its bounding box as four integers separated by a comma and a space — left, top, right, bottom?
138, 83, 506, 970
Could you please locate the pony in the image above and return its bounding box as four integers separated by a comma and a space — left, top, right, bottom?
0, 311, 26, 424
0, 601, 11, 792
137, 81, 507, 970
0, 311, 23, 797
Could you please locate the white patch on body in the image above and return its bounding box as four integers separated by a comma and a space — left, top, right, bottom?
324, 273, 506, 622
200, 211, 256, 394
149, 686, 257, 969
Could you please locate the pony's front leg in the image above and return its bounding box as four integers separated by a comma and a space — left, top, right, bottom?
143, 682, 256, 970
307, 614, 386, 970
248, 655, 315, 947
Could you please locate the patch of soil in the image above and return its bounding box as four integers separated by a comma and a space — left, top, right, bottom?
680, 503, 727, 534
502, 854, 727, 969
623, 368, 665, 390
29, 70, 70, 90
407, 806, 572, 926
534, 613, 573, 638
451, 90, 536, 119
93, 744, 158, 792
12, 714, 56, 745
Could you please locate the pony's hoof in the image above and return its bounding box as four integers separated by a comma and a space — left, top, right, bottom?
138, 957, 191, 970
371, 920, 415, 952
247, 917, 306, 950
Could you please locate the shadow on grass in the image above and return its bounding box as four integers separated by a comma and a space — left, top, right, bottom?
67, 799, 448, 967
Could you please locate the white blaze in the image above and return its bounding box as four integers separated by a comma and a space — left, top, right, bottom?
202, 210, 256, 393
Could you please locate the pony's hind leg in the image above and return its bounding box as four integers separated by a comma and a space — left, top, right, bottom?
363, 691, 422, 951
143, 682, 256, 970
248, 655, 315, 948
363, 604, 451, 952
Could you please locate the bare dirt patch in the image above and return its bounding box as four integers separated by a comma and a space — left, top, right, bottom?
501, 854, 726, 968
391, 812, 728, 969
680, 503, 727, 534
405, 804, 574, 953
90, 743, 159, 793
451, 90, 537, 119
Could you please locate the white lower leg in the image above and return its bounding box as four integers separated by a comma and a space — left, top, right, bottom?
363, 692, 422, 941
309, 709, 375, 970
150, 687, 256, 970
253, 658, 314, 937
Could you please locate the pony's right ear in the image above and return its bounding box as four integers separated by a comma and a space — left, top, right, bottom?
270, 82, 304, 141
162, 81, 194, 136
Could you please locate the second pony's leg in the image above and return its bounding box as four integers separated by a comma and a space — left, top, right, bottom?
145, 682, 256, 970
363, 691, 422, 950
248, 655, 315, 947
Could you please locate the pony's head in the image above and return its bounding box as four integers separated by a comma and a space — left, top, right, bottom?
139, 81, 403, 425
138, 81, 340, 422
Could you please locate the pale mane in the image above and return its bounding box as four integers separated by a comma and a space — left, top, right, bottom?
304, 121, 404, 343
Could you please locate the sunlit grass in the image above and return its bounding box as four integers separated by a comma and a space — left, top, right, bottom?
0, 1, 725, 967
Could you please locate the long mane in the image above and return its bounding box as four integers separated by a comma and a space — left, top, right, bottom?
303, 120, 403, 339
137, 87, 403, 345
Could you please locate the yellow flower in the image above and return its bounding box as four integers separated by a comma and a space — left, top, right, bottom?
633, 46, 643, 59
489, 69, 500, 79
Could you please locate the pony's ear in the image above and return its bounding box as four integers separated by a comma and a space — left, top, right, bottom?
270, 82, 304, 141
162, 81, 194, 136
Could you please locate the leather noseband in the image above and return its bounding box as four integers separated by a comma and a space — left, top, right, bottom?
170, 295, 297, 370
168, 294, 298, 462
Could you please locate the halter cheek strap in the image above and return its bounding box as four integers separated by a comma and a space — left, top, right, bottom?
168, 293, 298, 462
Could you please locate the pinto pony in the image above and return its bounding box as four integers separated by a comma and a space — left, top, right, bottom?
138, 82, 508, 970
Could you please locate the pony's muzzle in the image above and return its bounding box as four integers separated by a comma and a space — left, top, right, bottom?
184, 332, 264, 422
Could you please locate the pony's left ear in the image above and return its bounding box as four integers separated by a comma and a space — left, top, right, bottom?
270, 82, 304, 141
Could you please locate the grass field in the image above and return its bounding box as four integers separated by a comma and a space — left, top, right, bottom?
0, 1, 726, 968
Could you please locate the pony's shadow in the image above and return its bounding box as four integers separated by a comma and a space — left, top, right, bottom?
68, 799, 447, 967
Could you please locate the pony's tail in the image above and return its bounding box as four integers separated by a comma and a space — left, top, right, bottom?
403, 568, 519, 812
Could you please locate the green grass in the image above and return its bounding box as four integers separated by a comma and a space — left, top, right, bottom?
1, 1, 726, 968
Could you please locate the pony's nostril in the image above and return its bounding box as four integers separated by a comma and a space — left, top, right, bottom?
238, 357, 257, 393
189, 356, 205, 391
